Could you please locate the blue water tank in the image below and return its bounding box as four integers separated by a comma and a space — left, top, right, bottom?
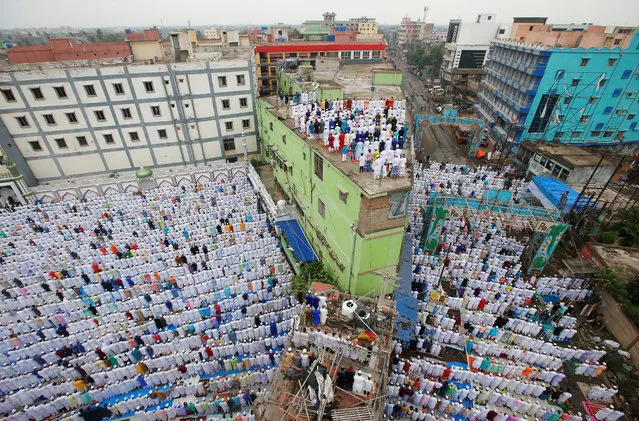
327, 35, 335, 42
125, 28, 132, 34
261, 26, 268, 30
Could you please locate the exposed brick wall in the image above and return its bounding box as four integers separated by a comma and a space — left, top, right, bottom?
358, 194, 405, 234
8, 39, 132, 64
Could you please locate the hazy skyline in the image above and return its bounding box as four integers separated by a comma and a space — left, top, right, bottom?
1, 0, 637, 29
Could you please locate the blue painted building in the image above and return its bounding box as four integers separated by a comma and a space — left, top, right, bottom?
477, 28, 639, 148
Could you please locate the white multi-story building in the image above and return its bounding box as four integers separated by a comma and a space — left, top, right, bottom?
204, 28, 219, 39
440, 14, 505, 92
0, 55, 259, 186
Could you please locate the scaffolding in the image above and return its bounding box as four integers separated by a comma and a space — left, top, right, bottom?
256, 291, 395, 421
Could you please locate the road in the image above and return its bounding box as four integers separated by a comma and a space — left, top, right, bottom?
420, 124, 472, 165
389, 49, 473, 165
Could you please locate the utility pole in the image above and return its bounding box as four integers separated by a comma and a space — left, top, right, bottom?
373, 271, 400, 312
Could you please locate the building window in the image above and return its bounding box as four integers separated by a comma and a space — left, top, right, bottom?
28, 140, 42, 151
103, 134, 115, 144
129, 131, 140, 141
614, 39, 621, 45
580, 115, 589, 123
580, 58, 590, 66
16, 116, 29, 128
339, 190, 348, 203
556, 131, 565, 139
362, 51, 370, 59
113, 83, 125, 94
54, 138, 67, 149
76, 136, 88, 146
621, 70, 632, 79
151, 106, 161, 116
65, 112, 78, 123
588, 97, 597, 104
43, 114, 56, 125
603, 106, 613, 115
563, 97, 572, 105
30, 87, 44, 100
1, 88, 16, 102
603, 131, 613, 138
222, 99, 231, 110
242, 119, 250, 129
615, 109, 627, 116
571, 78, 580, 87
598, 78, 607, 88
236, 74, 245, 86
314, 154, 323, 180
629, 114, 636, 120
571, 131, 582, 139
54, 86, 67, 99
218, 76, 227, 87
616, 131, 626, 141
269, 122, 273, 131
591, 131, 601, 137
353, 51, 361, 59
158, 129, 167, 139
122, 108, 132, 119
372, 51, 381, 59
223, 138, 236, 152
84, 85, 96, 97
225, 121, 233, 131
608, 58, 617, 67
143, 81, 154, 92
318, 199, 325, 218
389, 192, 409, 217
281, 134, 287, 144
94, 110, 106, 122
239, 97, 248, 108
340, 51, 351, 60
612, 88, 622, 97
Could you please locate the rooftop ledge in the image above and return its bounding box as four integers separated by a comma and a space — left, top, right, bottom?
262, 96, 413, 197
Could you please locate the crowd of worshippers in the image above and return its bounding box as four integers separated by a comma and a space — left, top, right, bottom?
380, 160, 624, 421
285, 94, 409, 178
0, 177, 304, 421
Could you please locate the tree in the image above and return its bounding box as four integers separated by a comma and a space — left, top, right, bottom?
288, 28, 301, 40
290, 261, 338, 294
196, 30, 204, 40
96, 28, 104, 41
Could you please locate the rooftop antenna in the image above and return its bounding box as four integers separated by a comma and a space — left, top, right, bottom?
423, 5, 429, 22
188, 20, 191, 29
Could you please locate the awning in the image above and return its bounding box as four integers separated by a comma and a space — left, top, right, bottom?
275, 219, 318, 262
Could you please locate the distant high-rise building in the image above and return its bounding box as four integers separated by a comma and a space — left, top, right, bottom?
440, 15, 504, 92
204, 28, 219, 39
395, 16, 434, 46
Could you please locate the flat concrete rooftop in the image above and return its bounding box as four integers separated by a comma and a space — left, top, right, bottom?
521, 143, 616, 168
284, 62, 404, 100
263, 97, 412, 197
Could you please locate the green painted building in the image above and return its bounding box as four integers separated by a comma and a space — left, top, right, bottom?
257, 97, 411, 296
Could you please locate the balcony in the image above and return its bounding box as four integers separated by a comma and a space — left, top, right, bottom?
480, 80, 532, 115
484, 66, 540, 96
477, 91, 519, 124
489, 53, 547, 77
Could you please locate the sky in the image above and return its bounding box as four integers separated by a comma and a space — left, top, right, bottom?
0, 0, 637, 29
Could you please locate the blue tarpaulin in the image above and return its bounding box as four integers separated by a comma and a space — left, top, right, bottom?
531, 176, 597, 212
394, 233, 418, 342
275, 220, 318, 262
